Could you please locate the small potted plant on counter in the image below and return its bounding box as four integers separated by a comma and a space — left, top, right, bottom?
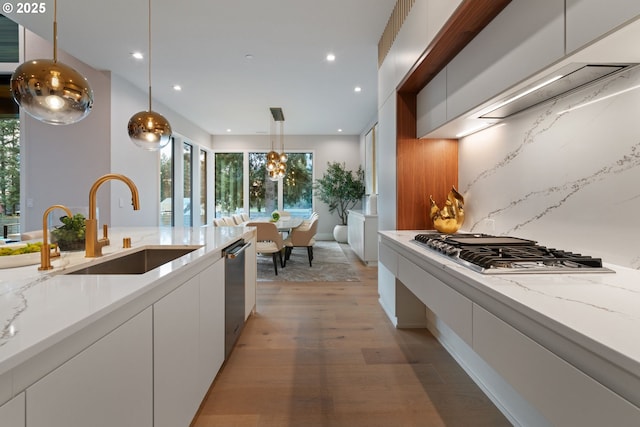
51, 213, 86, 251
313, 161, 365, 242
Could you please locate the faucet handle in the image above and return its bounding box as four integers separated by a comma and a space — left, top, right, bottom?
103, 224, 108, 239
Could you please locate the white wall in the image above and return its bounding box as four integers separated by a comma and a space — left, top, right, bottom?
212, 134, 361, 239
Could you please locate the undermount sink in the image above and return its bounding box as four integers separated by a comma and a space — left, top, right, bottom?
65, 246, 202, 275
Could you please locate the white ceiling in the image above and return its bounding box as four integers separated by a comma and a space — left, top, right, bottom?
8, 0, 397, 135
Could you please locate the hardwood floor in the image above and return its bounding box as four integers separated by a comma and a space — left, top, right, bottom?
192, 244, 511, 427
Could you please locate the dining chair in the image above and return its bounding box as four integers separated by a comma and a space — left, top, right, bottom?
212, 218, 225, 226
222, 217, 237, 226
246, 221, 286, 275
232, 214, 244, 225
241, 212, 250, 222
283, 217, 318, 267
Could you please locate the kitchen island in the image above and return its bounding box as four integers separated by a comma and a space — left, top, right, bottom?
0, 225, 256, 427
379, 230, 640, 427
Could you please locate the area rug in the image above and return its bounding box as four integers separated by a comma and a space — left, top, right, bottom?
256, 240, 359, 282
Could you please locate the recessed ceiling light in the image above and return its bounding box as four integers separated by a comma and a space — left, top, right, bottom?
131, 52, 143, 60
326, 53, 336, 62
354, 86, 362, 93
226, 129, 232, 133
337, 128, 343, 132
173, 85, 182, 91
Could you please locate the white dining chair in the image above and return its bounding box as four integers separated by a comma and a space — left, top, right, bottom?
246, 221, 286, 275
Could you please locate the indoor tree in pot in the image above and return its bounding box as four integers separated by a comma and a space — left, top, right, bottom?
313, 161, 365, 242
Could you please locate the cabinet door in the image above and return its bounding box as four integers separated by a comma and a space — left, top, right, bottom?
0, 393, 25, 427
446, 0, 564, 120
26, 309, 153, 427
566, 0, 640, 53
199, 258, 225, 397
473, 305, 640, 425
154, 275, 201, 427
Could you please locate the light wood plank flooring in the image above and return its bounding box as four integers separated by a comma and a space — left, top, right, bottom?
192, 244, 511, 427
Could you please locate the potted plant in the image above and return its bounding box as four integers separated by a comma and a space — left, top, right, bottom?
313, 161, 365, 242
51, 213, 86, 251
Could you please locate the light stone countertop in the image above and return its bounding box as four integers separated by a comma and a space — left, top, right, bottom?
0, 225, 251, 380
379, 230, 640, 406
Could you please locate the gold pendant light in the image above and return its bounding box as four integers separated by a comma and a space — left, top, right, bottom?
127, 0, 172, 151
267, 107, 286, 181
10, 0, 94, 125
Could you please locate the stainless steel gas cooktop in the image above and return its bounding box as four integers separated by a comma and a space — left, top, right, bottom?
413, 232, 614, 274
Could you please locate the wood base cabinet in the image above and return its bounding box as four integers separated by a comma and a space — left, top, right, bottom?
26, 309, 153, 427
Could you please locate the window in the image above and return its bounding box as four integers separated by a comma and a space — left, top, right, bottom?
249, 151, 313, 219
200, 149, 207, 225
183, 142, 193, 226
283, 153, 313, 218
215, 153, 243, 217
159, 138, 174, 226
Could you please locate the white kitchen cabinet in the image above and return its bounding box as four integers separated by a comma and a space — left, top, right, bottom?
566, 0, 640, 54
154, 274, 201, 427
0, 392, 24, 427
397, 254, 472, 345
26, 308, 153, 427
446, 0, 564, 121
347, 210, 378, 265
245, 234, 257, 318
416, 67, 447, 137
198, 258, 225, 398
473, 305, 640, 426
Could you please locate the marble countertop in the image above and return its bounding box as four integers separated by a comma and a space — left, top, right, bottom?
0, 225, 251, 378
379, 230, 640, 399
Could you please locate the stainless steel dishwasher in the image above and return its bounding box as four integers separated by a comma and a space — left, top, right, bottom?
223, 239, 250, 358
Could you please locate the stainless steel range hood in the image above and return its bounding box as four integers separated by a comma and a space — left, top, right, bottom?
479, 63, 637, 119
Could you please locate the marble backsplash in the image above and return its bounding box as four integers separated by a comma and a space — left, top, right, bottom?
459, 64, 640, 269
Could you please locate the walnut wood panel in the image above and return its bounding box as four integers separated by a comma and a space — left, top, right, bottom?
397, 136, 457, 230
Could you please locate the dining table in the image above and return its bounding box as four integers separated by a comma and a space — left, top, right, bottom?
243, 217, 304, 235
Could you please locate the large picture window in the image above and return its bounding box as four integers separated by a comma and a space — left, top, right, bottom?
215, 153, 243, 217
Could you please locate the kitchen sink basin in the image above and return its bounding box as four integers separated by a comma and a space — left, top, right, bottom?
65, 246, 202, 275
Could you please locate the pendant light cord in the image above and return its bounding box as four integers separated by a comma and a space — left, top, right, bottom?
148, 0, 153, 111
52, 0, 57, 62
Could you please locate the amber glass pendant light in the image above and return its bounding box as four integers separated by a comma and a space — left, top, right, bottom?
267, 107, 286, 181
128, 0, 172, 151
10, 0, 94, 125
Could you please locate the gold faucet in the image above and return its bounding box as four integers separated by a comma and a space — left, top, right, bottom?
86, 174, 140, 257
39, 204, 72, 270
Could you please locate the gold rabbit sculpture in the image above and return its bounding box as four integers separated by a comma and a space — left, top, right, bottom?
429, 187, 465, 234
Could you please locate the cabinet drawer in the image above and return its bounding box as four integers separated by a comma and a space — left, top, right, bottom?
473, 305, 640, 426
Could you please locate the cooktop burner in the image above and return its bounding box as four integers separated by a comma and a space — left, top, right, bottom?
413, 232, 614, 274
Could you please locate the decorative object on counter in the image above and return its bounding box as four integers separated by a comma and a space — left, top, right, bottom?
313, 161, 365, 242
127, 0, 172, 151
86, 174, 140, 257
429, 186, 465, 234
10, 0, 93, 125
271, 211, 280, 222
51, 212, 86, 252
266, 107, 287, 181
0, 242, 58, 269
41, 204, 73, 270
